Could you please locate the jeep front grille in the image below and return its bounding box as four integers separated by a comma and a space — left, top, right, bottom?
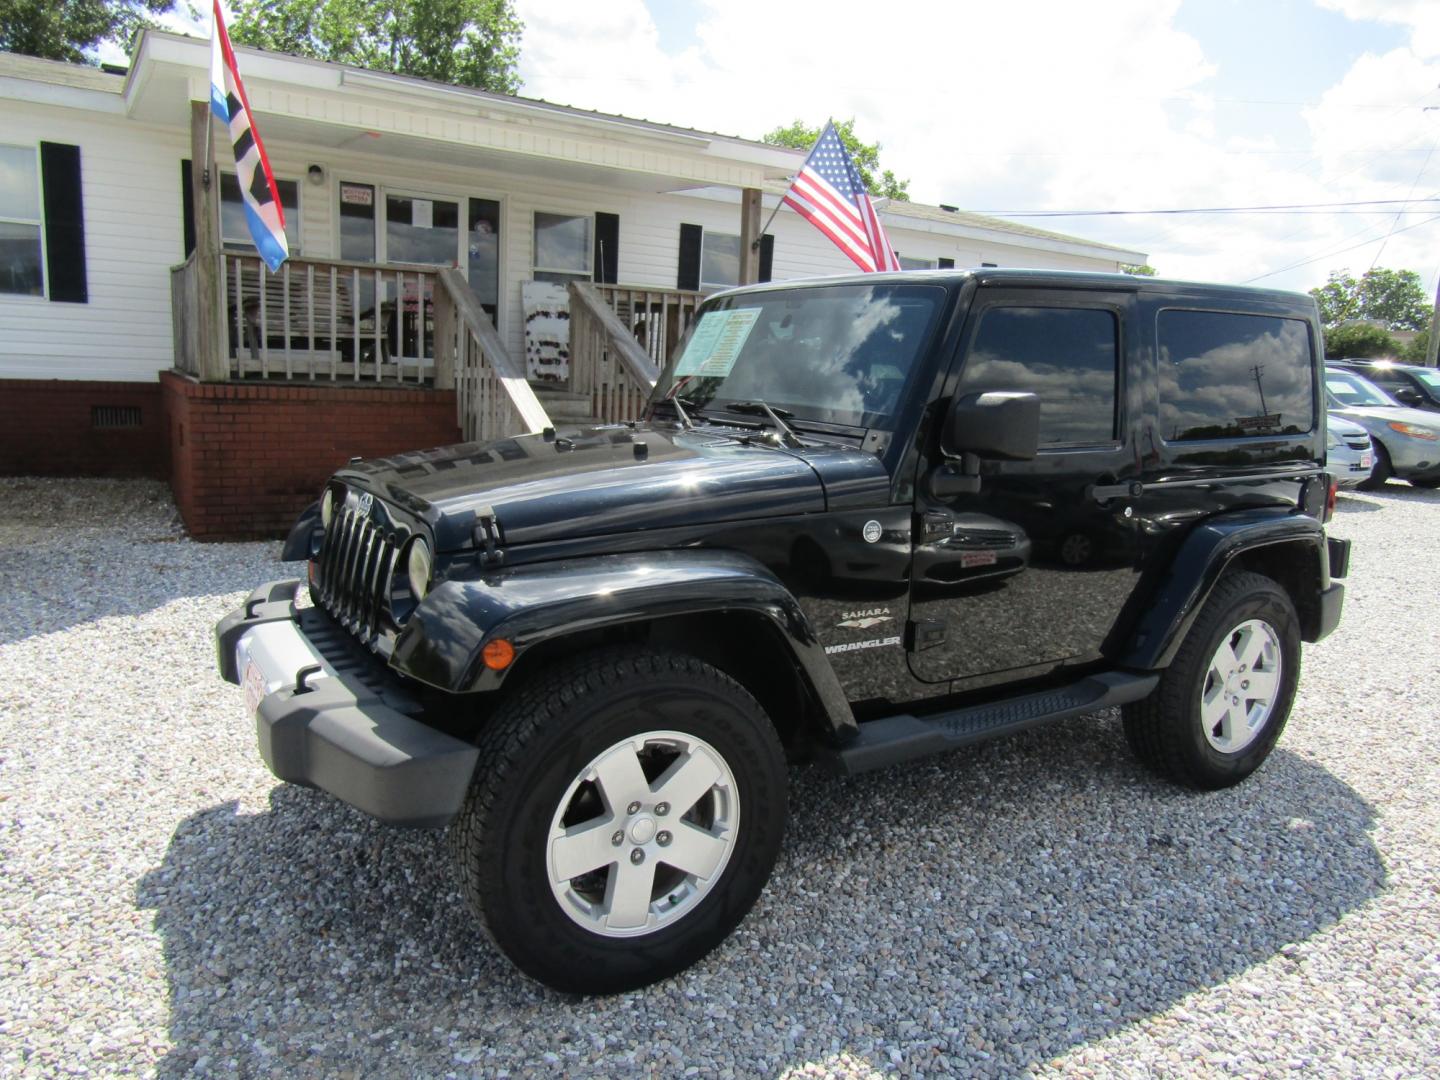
317, 506, 399, 644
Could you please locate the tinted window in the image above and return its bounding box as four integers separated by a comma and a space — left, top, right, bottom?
1159, 311, 1313, 441
960, 306, 1119, 445
655, 284, 944, 427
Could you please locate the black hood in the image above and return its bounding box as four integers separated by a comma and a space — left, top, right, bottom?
337, 424, 888, 552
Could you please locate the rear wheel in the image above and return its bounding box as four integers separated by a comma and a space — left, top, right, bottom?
448, 648, 787, 994
1123, 571, 1299, 789
1356, 441, 1393, 490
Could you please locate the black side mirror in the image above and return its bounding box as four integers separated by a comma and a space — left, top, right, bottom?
1393, 387, 1422, 406
941, 391, 1041, 461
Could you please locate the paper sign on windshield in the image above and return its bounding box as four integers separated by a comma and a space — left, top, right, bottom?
675, 309, 761, 378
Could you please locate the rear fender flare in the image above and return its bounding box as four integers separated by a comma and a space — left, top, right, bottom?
1122, 510, 1329, 670
390, 550, 857, 737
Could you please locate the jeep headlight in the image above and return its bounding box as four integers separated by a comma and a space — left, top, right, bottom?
321, 486, 335, 528
407, 538, 433, 602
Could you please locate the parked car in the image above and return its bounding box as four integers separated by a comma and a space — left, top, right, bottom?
1325, 366, 1440, 489
1329, 358, 1440, 413
1327, 413, 1374, 488
218, 271, 1351, 994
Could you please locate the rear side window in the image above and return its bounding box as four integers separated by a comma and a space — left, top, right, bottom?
961, 306, 1119, 446
1158, 311, 1314, 441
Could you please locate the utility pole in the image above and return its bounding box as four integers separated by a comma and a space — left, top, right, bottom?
1427, 274, 1440, 368
1252, 363, 1268, 416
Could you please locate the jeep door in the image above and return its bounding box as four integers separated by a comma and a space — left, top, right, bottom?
907, 288, 1146, 687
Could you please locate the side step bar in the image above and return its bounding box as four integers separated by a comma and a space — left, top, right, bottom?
823, 671, 1159, 776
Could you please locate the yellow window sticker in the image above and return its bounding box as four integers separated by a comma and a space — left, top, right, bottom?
675, 308, 762, 378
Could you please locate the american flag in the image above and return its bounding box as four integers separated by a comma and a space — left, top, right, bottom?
210, 1, 288, 272
781, 122, 901, 273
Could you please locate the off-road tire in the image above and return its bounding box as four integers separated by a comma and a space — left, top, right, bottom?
447, 648, 787, 995
1122, 571, 1300, 790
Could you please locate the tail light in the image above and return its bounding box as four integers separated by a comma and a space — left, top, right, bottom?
1324, 477, 1337, 523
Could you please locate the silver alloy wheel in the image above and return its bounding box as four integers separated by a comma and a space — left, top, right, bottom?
1060, 532, 1093, 566
546, 730, 740, 938
1201, 618, 1283, 753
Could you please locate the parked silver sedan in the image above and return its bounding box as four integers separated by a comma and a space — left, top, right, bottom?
1325, 367, 1440, 489
1327, 413, 1373, 488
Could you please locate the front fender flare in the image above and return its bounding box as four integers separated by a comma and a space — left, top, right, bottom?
390, 550, 856, 736
1121, 510, 1328, 671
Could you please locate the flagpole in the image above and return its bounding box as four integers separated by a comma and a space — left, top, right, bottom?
751, 119, 832, 250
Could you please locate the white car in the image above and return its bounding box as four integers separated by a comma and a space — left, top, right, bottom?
1327, 413, 1373, 487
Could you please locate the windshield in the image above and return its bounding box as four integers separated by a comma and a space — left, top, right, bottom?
1412, 369, 1440, 395
654, 283, 946, 428
1326, 370, 1396, 408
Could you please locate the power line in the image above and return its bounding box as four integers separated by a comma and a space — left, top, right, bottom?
1241, 213, 1440, 283
975, 198, 1439, 218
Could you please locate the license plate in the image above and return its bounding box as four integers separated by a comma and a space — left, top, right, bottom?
242, 660, 268, 715
1360, 452, 1373, 469
961, 550, 998, 569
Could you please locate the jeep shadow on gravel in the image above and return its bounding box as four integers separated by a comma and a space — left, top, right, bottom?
217, 269, 1351, 994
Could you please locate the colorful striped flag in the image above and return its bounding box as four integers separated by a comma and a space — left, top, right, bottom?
210, 1, 288, 272
780, 122, 901, 273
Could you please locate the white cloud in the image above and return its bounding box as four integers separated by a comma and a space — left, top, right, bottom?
515, 1, 1440, 293
1315, 1, 1440, 57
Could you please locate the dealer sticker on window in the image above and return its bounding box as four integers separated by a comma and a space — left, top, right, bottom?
674, 308, 761, 378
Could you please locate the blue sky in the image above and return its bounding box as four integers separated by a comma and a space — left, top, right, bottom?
514, 0, 1440, 296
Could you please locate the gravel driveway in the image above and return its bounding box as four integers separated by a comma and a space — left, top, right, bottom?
1, 477, 1436, 1077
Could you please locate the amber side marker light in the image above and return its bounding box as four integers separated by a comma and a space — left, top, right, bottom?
482, 638, 516, 670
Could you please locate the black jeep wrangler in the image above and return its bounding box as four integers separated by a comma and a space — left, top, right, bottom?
217, 269, 1350, 994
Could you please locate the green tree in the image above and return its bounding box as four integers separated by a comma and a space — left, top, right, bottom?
763, 118, 910, 201
1402, 327, 1430, 365
1309, 267, 1430, 331
1121, 263, 1157, 276
0, 0, 173, 63
230, 0, 522, 93
1323, 322, 1399, 361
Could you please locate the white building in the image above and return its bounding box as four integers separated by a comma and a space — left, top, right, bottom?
0, 32, 1144, 535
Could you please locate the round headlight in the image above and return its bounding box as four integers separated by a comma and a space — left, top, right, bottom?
407, 538, 433, 602
320, 487, 335, 528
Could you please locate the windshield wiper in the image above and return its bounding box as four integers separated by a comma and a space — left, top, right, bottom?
657, 394, 703, 429
723, 400, 803, 448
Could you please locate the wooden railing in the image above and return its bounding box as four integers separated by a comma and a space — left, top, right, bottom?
435, 268, 551, 442
170, 251, 204, 377
569, 281, 663, 424
218, 253, 440, 382
591, 283, 704, 369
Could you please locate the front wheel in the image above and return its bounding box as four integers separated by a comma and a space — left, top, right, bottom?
448, 648, 787, 994
1123, 571, 1300, 790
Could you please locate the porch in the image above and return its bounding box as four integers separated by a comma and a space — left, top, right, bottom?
168, 248, 702, 438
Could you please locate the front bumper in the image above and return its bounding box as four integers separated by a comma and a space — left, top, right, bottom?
215, 581, 478, 828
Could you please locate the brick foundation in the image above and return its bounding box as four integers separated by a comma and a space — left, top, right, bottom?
0, 379, 169, 478
160, 371, 460, 541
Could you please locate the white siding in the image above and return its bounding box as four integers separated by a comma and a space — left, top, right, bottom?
0, 103, 187, 382
0, 97, 1131, 383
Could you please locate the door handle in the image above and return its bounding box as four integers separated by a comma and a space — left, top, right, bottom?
1088, 480, 1143, 503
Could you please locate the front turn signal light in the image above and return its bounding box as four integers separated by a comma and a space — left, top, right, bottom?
482, 638, 516, 670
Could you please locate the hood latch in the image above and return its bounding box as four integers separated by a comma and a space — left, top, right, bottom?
473, 505, 505, 567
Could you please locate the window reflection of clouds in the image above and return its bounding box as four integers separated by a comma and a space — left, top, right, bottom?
684, 285, 941, 424
1158, 313, 1312, 441
961, 307, 1118, 445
